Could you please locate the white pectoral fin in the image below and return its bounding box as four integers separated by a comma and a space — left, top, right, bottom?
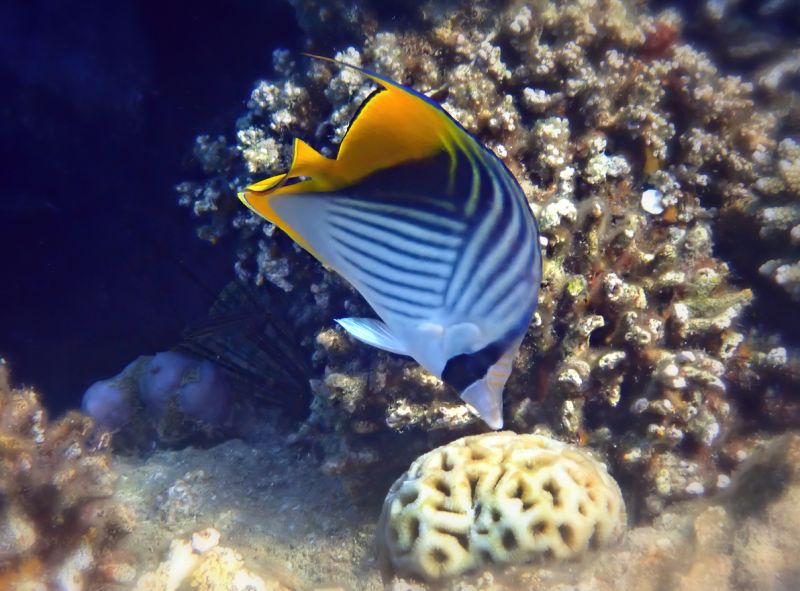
335, 317, 409, 355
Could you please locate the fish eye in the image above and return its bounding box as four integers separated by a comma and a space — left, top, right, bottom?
282, 176, 310, 187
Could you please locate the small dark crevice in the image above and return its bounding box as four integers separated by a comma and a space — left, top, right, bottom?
544, 480, 561, 506
409, 516, 420, 544
430, 547, 449, 565
559, 524, 576, 550
502, 528, 518, 551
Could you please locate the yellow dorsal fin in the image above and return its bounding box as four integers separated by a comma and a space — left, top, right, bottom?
243, 55, 462, 198
335, 89, 452, 183
306, 53, 464, 186
238, 55, 470, 260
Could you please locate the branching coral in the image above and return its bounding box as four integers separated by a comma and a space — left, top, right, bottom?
0, 360, 134, 590
178, 0, 800, 512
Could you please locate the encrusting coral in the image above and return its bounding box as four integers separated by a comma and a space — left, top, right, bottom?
670, 1, 800, 306
376, 432, 625, 582
81, 351, 236, 451
0, 360, 134, 590
134, 528, 294, 591
178, 0, 800, 512
80, 279, 314, 451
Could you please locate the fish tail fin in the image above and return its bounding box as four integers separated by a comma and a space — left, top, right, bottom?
287, 137, 336, 181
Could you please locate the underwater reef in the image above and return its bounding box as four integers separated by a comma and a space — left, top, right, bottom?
66, 414, 800, 590
132, 528, 295, 591
5, 0, 800, 588
178, 0, 800, 517
109, 412, 383, 590
0, 361, 134, 590
4, 353, 800, 589
385, 431, 800, 590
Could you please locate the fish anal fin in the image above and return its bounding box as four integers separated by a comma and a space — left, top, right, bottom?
336, 317, 409, 356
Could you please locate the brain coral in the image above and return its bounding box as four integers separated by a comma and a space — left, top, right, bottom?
376, 432, 625, 581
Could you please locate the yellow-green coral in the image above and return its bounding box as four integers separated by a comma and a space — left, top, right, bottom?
376, 432, 625, 581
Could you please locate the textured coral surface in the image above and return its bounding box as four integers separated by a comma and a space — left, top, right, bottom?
0, 361, 133, 590
133, 530, 294, 591
377, 432, 625, 581
109, 421, 800, 590
178, 0, 800, 514
384, 431, 800, 590
112, 415, 382, 591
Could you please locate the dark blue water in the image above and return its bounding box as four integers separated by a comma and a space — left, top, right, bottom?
0, 0, 300, 412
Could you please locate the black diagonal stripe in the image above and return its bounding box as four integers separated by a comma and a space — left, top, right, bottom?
330, 220, 448, 263
329, 234, 449, 278
450, 154, 514, 310
339, 252, 444, 296
343, 149, 476, 210
328, 208, 458, 249
341, 198, 466, 232
355, 274, 431, 317
470, 166, 535, 312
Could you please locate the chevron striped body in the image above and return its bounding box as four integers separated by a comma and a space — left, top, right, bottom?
239, 56, 541, 428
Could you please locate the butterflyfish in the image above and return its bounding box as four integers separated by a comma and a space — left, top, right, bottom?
238, 55, 542, 429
